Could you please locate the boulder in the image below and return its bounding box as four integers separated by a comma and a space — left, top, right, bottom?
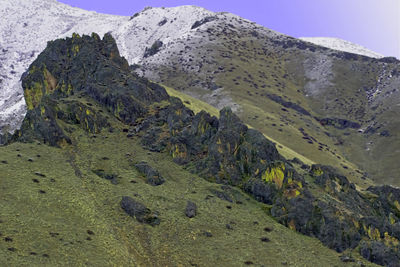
120, 196, 160, 226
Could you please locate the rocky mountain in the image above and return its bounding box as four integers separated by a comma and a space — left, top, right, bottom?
1, 1, 400, 265
3, 30, 400, 267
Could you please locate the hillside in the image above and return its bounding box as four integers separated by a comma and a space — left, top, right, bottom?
5, 32, 400, 266
0, 32, 377, 267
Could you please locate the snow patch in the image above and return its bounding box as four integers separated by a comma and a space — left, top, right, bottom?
300, 37, 384, 59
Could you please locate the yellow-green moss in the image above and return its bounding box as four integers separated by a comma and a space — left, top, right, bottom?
390, 213, 396, 225
367, 226, 380, 240
25, 82, 43, 110
312, 167, 324, 177
394, 200, 400, 212
262, 162, 285, 188
44, 69, 57, 93
72, 45, 80, 56
384, 232, 399, 247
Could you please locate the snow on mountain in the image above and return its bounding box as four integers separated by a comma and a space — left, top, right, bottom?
299, 37, 384, 59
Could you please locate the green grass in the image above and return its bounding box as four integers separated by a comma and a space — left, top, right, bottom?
0, 107, 375, 266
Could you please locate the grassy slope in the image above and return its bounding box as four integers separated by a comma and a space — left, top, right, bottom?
0, 96, 375, 266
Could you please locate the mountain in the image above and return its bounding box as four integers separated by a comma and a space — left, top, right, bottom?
1, 1, 400, 188
0, 30, 389, 267
300, 37, 384, 59
1, 1, 400, 265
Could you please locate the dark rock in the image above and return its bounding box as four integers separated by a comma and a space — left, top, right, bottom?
319, 118, 361, 130
339, 255, 355, 262
210, 189, 233, 203
185, 201, 197, 218
379, 57, 399, 64
144, 40, 163, 57
92, 169, 118, 184
380, 130, 390, 137
226, 224, 233, 230
34, 172, 46, 177
120, 196, 160, 226
265, 93, 311, 116
191, 16, 217, 29
202, 231, 213, 237
87, 230, 95, 235
243, 178, 277, 205
360, 241, 400, 266
158, 18, 167, 26
134, 161, 165, 186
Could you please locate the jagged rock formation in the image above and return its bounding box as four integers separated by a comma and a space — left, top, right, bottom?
11, 32, 168, 146
10, 33, 400, 266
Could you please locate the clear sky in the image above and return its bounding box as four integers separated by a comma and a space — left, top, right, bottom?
59, 0, 400, 58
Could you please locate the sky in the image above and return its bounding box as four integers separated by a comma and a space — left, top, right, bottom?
58, 0, 400, 58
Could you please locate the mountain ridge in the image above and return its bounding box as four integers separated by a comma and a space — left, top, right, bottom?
0, 0, 389, 135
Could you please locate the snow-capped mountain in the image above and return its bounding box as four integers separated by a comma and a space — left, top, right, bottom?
0, 0, 388, 135
0, 0, 279, 134
299, 37, 384, 59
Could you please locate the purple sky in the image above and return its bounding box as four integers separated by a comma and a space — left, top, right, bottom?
59, 0, 400, 58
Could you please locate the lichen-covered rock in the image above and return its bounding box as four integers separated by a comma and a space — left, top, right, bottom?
14, 33, 169, 146
120, 196, 160, 226
185, 201, 197, 218
134, 161, 165, 186
360, 241, 400, 266
243, 178, 278, 205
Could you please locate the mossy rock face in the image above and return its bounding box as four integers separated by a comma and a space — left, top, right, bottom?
137, 103, 282, 186
15, 33, 169, 146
